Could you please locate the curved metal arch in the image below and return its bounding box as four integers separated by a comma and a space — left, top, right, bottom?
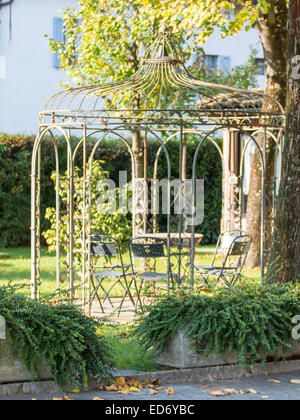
86, 128, 137, 314
87, 128, 136, 176
47, 130, 61, 299
239, 132, 266, 178
153, 128, 223, 209
239, 131, 266, 279
31, 125, 74, 300
134, 124, 173, 294
72, 129, 110, 163
134, 124, 173, 179
250, 127, 284, 146
189, 126, 229, 288
87, 125, 172, 235
153, 129, 222, 179
87, 124, 172, 301
248, 127, 284, 194
87, 128, 137, 246
191, 127, 227, 174
31, 125, 73, 165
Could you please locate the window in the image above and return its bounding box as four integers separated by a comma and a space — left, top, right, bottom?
203, 55, 218, 70
255, 58, 265, 75
220, 55, 231, 72
203, 55, 231, 72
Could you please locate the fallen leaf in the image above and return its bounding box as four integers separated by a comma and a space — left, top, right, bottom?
105, 384, 119, 392
64, 396, 72, 400
245, 389, 258, 395
290, 379, 300, 384
224, 388, 238, 395
118, 388, 130, 395
128, 386, 141, 392
126, 377, 135, 385
115, 377, 126, 386
201, 384, 210, 389
133, 381, 141, 387
149, 389, 158, 395
267, 379, 281, 384
152, 378, 160, 386
93, 397, 104, 400
261, 396, 269, 399
210, 387, 225, 397
71, 389, 81, 393
165, 387, 175, 395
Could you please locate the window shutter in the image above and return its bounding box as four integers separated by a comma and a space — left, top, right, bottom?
53, 17, 64, 69
220, 56, 231, 72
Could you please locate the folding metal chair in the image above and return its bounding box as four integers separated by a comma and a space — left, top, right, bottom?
128, 236, 175, 309
89, 234, 135, 314
194, 230, 252, 288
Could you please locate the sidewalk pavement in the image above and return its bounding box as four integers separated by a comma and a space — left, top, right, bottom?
1, 371, 300, 400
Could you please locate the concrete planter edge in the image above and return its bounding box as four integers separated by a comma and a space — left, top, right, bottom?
155, 327, 300, 369
0, 340, 53, 384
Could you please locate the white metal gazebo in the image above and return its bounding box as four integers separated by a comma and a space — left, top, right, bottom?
31, 28, 284, 313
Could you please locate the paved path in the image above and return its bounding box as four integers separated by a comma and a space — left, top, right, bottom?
1, 371, 300, 400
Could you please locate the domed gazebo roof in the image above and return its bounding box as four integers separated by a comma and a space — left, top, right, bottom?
40, 28, 284, 129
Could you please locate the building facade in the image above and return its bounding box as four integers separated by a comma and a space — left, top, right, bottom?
0, 0, 266, 134
0, 0, 78, 134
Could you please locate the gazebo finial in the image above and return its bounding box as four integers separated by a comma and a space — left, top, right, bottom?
158, 24, 172, 35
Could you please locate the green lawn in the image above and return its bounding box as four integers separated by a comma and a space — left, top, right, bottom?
0, 246, 261, 297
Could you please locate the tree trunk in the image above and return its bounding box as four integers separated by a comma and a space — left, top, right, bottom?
268, 0, 300, 283
245, 0, 287, 268
132, 129, 144, 179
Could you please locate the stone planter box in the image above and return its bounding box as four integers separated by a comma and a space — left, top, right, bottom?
155, 328, 300, 369
0, 317, 53, 384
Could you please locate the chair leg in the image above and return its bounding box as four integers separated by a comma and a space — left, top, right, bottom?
99, 281, 117, 308
134, 277, 145, 312
122, 276, 136, 307
90, 277, 105, 313
116, 277, 136, 316
229, 274, 240, 287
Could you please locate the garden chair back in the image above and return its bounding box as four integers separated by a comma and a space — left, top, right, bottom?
89, 233, 134, 314
194, 230, 252, 288
128, 236, 174, 309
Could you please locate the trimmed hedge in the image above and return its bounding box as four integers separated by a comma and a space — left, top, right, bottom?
0, 133, 222, 247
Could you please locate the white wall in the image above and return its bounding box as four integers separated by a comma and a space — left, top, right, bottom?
203, 26, 265, 88
0, 1, 265, 135
0, 0, 77, 134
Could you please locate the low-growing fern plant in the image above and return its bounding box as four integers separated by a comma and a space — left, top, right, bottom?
133, 283, 300, 367
0, 284, 114, 390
